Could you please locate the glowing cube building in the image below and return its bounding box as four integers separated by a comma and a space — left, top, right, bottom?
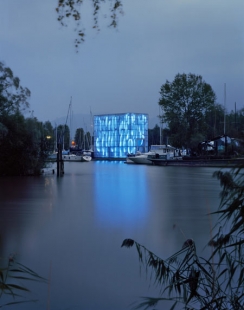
93, 113, 148, 158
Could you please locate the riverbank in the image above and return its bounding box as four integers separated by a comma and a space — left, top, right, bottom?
47, 156, 244, 168
148, 156, 244, 167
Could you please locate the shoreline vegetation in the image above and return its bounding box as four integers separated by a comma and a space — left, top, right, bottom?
121, 163, 244, 309
1, 62, 244, 176
0, 254, 47, 308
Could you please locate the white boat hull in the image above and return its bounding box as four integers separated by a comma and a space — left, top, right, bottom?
127, 151, 155, 165
77, 150, 92, 162
62, 153, 92, 162
126, 145, 179, 165
128, 155, 152, 165
81, 155, 92, 162
62, 155, 82, 161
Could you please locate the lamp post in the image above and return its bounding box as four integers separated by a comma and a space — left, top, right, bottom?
46, 135, 51, 153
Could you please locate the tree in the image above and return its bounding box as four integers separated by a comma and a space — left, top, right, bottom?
85, 131, 92, 149
55, 0, 124, 49
148, 125, 160, 146
158, 73, 216, 149
74, 128, 92, 150
204, 103, 225, 138
225, 107, 244, 141
42, 121, 55, 152
0, 112, 44, 175
0, 62, 47, 175
57, 124, 70, 150
0, 61, 30, 117
75, 127, 85, 148
121, 163, 244, 309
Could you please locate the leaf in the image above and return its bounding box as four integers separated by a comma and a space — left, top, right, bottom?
238, 267, 244, 288
136, 243, 143, 262
15, 262, 46, 280
216, 268, 228, 280
157, 261, 167, 283
8, 284, 30, 292
0, 299, 38, 308
195, 260, 213, 280
0, 270, 3, 282
121, 239, 134, 248
132, 297, 176, 310
169, 301, 178, 310
9, 276, 47, 283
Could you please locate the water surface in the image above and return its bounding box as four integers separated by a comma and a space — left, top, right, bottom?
0, 161, 223, 310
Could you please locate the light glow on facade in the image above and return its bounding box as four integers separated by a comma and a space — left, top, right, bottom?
94, 113, 148, 158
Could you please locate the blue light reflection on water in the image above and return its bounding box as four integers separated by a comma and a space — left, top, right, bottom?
93, 161, 149, 226
0, 163, 224, 310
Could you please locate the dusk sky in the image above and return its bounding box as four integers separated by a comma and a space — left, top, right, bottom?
1, 0, 244, 129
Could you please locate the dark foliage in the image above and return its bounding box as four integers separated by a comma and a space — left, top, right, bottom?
55, 0, 124, 50
0, 62, 53, 175
158, 73, 217, 149
158, 73, 244, 153
0, 254, 46, 308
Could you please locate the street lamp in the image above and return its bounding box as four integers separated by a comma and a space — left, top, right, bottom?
46, 136, 51, 153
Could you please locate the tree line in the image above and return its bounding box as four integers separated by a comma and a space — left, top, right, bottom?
0, 62, 91, 175
149, 73, 244, 154
1, 62, 243, 175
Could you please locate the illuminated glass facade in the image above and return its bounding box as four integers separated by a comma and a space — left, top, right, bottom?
94, 113, 148, 158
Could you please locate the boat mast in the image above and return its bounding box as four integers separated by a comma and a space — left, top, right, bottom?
69, 107, 73, 148
54, 122, 57, 152
224, 83, 226, 135
235, 102, 237, 132
63, 96, 72, 150
159, 106, 163, 145
89, 107, 93, 150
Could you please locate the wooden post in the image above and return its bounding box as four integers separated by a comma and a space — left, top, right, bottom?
57, 144, 59, 176
225, 135, 227, 156
57, 143, 64, 177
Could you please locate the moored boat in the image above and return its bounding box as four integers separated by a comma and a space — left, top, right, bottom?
147, 145, 180, 162
127, 145, 180, 165
62, 154, 83, 161
76, 150, 92, 162
47, 152, 58, 161
62, 151, 92, 162
127, 151, 155, 165
148, 155, 244, 167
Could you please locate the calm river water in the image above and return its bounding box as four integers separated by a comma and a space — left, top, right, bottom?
0, 161, 224, 310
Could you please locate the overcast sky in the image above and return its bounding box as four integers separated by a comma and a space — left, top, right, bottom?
0, 0, 244, 129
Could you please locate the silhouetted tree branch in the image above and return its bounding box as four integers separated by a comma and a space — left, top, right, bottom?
55, 0, 124, 50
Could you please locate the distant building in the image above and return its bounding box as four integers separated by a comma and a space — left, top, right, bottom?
93, 113, 148, 158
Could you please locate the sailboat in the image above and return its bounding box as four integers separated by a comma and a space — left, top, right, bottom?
75, 116, 93, 162
60, 98, 91, 162
75, 150, 92, 162
73, 129, 92, 162
76, 129, 92, 162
